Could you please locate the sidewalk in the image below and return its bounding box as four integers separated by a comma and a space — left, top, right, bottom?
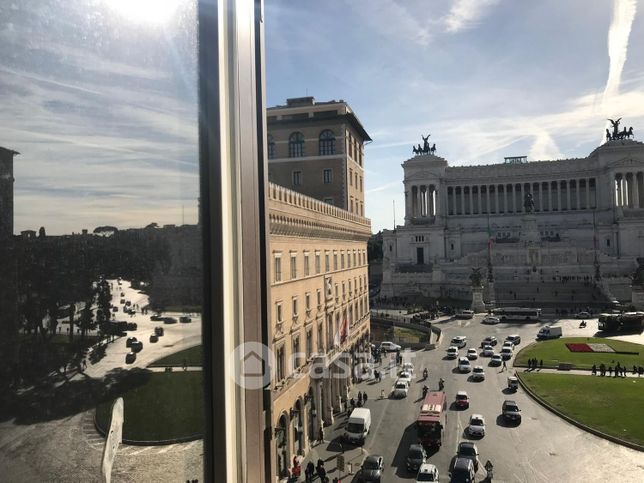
513, 366, 642, 378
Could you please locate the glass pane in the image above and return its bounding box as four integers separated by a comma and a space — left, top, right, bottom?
0, 1, 202, 481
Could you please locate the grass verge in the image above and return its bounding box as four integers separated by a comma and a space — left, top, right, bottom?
96, 372, 203, 442
521, 373, 644, 446
515, 338, 644, 370
148, 345, 203, 367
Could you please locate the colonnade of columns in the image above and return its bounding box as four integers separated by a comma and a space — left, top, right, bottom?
445, 178, 597, 216
614, 171, 644, 209
408, 184, 439, 218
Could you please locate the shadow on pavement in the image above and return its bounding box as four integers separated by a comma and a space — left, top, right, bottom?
390, 422, 418, 479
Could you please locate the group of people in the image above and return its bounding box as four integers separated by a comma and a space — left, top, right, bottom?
300, 458, 330, 483
527, 358, 543, 370
348, 391, 368, 410
591, 362, 644, 377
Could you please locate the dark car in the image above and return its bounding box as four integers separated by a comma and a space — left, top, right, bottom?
360, 455, 384, 482
126, 337, 138, 348
154, 326, 164, 336
125, 352, 136, 364
406, 444, 426, 472
456, 441, 480, 472
163, 317, 178, 324
450, 457, 475, 483
455, 391, 470, 409
149, 334, 159, 343
502, 400, 522, 424
131, 341, 143, 353
180, 314, 192, 323
150, 314, 163, 321
482, 336, 497, 347
126, 322, 138, 331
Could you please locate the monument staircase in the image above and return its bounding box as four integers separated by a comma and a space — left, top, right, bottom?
493, 280, 612, 311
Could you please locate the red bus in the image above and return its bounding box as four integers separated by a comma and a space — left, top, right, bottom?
416, 391, 447, 449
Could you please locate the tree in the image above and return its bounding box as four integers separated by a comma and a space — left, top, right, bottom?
79, 301, 95, 341
38, 226, 46, 238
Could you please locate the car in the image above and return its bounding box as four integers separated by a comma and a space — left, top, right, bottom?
150, 314, 163, 321
125, 301, 131, 306
120, 292, 124, 296
126, 337, 138, 348
131, 341, 143, 353
415, 463, 439, 482
360, 455, 384, 482
149, 334, 159, 343
154, 326, 164, 336
380, 341, 401, 353
163, 317, 178, 324
120, 298, 125, 304
575, 311, 591, 319
481, 345, 494, 357
446, 346, 459, 359
467, 414, 486, 438
125, 352, 136, 364
406, 444, 427, 472
457, 441, 480, 472
454, 390, 470, 409
392, 381, 409, 398
402, 362, 414, 375
490, 354, 503, 366
450, 336, 467, 348
450, 457, 476, 482
458, 357, 471, 373
471, 365, 485, 381
466, 348, 478, 360
112, 306, 118, 312
502, 340, 514, 349
126, 322, 137, 331
456, 310, 474, 319
398, 371, 413, 385
482, 336, 497, 346
506, 334, 521, 345
180, 314, 192, 323
502, 400, 522, 424
500, 347, 513, 360
482, 315, 500, 325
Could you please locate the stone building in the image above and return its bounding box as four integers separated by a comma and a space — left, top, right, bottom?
381, 135, 644, 308
0, 147, 19, 239
266, 98, 372, 480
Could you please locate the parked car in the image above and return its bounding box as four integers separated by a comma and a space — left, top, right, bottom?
451, 336, 467, 348
500, 347, 513, 360
180, 314, 192, 323
471, 366, 485, 381
502, 400, 522, 424
482, 315, 500, 325
481, 345, 494, 357
126, 337, 138, 348
415, 463, 439, 482
466, 348, 478, 360
154, 326, 164, 336
150, 314, 163, 321
125, 352, 136, 364
163, 317, 178, 324
402, 362, 414, 375
392, 381, 409, 398
131, 341, 143, 353
112, 306, 118, 312
467, 414, 486, 438
456, 310, 474, 319
457, 441, 480, 472
490, 354, 503, 366
455, 390, 470, 409
450, 457, 475, 483
406, 444, 427, 472
482, 336, 497, 346
126, 322, 137, 331
575, 311, 591, 319
380, 341, 401, 353
506, 334, 521, 345
149, 334, 159, 343
458, 357, 472, 373
359, 455, 384, 482
446, 346, 459, 359
502, 340, 514, 350
120, 298, 125, 304
398, 371, 413, 385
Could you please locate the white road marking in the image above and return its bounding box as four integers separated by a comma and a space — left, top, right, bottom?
156, 444, 176, 454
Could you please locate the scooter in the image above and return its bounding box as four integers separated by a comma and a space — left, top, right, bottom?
438, 378, 445, 391
422, 385, 429, 398
423, 368, 428, 380
579, 320, 587, 328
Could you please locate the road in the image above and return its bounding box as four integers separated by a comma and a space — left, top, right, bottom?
319, 313, 643, 482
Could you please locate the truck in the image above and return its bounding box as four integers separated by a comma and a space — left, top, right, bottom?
598, 312, 644, 332
536, 325, 562, 340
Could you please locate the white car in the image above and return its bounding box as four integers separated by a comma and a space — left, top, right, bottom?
467, 414, 486, 438
446, 346, 459, 359
575, 311, 590, 319
466, 348, 478, 360
402, 362, 414, 375
482, 316, 500, 325
380, 341, 402, 352
416, 463, 439, 482
471, 365, 485, 381
490, 354, 503, 366
482, 345, 494, 357
392, 381, 409, 398
398, 371, 413, 385
502, 341, 514, 350
501, 347, 513, 360
451, 336, 467, 348
458, 357, 472, 373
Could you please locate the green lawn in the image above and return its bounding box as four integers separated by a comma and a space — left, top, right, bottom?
96, 372, 204, 442
148, 345, 203, 367
515, 338, 644, 370
521, 373, 644, 446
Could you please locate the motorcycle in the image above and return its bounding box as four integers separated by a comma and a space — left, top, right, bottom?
579, 320, 587, 328
438, 378, 445, 391
423, 368, 428, 380
422, 385, 428, 398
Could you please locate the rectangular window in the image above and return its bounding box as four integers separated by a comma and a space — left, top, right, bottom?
277, 346, 285, 381
324, 197, 334, 205
315, 252, 321, 273
276, 303, 283, 322
342, 282, 346, 298
305, 292, 311, 310
304, 253, 310, 276
353, 252, 357, 266
341, 251, 345, 269
306, 330, 312, 359
317, 289, 322, 306
274, 255, 282, 282
293, 337, 300, 368
360, 176, 363, 191
333, 252, 338, 270
349, 280, 352, 294
349, 168, 353, 186
290, 254, 297, 279
325, 252, 330, 272
323, 169, 333, 184
292, 170, 302, 186
318, 325, 324, 353
292, 297, 298, 317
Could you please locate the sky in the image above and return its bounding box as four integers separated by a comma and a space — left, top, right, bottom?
1, 0, 643, 234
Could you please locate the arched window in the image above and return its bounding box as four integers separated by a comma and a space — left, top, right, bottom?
288, 132, 304, 157
267, 134, 275, 159
319, 129, 335, 155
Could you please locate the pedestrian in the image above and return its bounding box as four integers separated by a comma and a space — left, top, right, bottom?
633, 365, 638, 375
363, 392, 368, 404
502, 359, 507, 371
350, 397, 355, 409
608, 366, 613, 377
381, 389, 385, 399
591, 364, 597, 376
305, 462, 315, 483
639, 366, 643, 377
319, 423, 325, 444
539, 359, 543, 370
357, 391, 363, 404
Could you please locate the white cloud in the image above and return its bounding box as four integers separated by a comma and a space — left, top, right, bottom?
443, 0, 500, 33
528, 131, 563, 161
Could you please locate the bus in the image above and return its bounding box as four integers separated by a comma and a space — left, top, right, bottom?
598, 312, 644, 332
492, 307, 541, 322
416, 391, 447, 449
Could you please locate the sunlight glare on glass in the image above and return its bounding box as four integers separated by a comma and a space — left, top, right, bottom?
106, 0, 183, 25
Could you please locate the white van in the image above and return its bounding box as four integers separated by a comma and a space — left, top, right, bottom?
344, 408, 371, 444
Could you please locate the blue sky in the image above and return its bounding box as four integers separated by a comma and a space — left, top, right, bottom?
1, 1, 643, 234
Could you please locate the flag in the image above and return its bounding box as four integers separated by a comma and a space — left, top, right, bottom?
340, 318, 349, 344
